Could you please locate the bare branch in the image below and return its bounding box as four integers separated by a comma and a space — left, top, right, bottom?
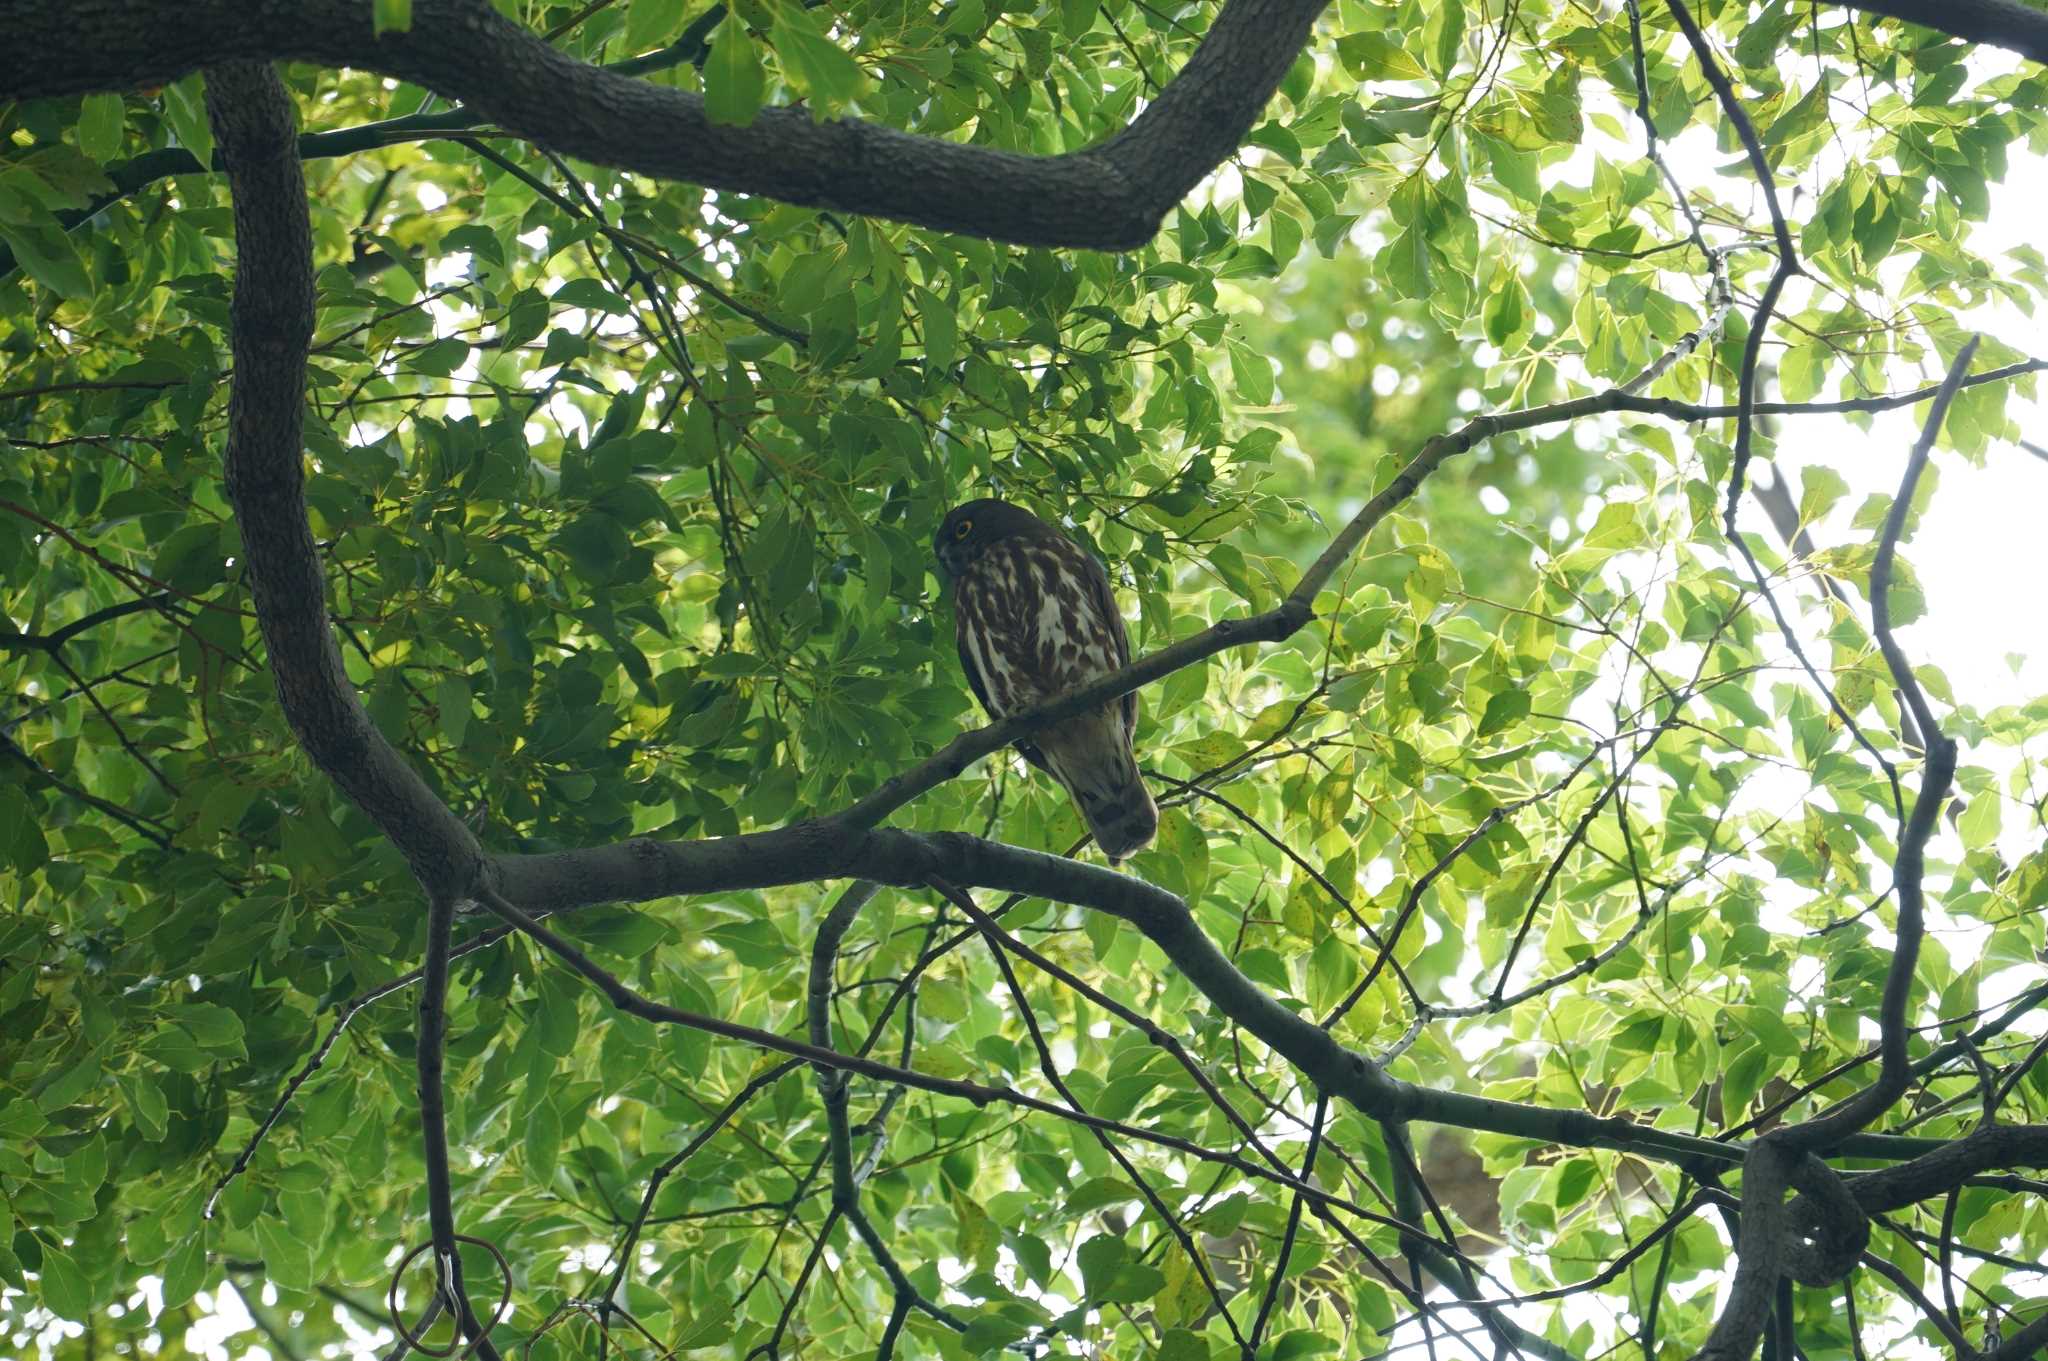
938, 878, 1247, 1349
1781, 337, 1976, 1154
1247, 1095, 1328, 1357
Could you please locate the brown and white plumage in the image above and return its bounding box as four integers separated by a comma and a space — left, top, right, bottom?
934, 499, 1157, 862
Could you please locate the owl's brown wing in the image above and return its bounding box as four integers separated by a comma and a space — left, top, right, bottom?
953, 584, 1051, 773
1073, 543, 1137, 743
1018, 534, 1156, 860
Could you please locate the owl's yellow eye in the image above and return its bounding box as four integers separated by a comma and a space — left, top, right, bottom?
953, 520, 973, 539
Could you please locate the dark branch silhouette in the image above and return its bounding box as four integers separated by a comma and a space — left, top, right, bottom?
5, 0, 1331, 251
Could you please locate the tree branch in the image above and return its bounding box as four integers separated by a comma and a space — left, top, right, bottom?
1980, 1305, 2048, 1361
2, 0, 1332, 251
1828, 0, 2048, 65
937, 878, 1248, 1349
0, 2, 732, 282
199, 45, 484, 904
1776, 337, 1975, 1155
0, 594, 177, 654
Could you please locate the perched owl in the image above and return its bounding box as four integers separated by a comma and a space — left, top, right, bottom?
934, 499, 1158, 863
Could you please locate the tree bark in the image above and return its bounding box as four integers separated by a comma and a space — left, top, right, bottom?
2, 0, 1331, 251
204, 53, 486, 902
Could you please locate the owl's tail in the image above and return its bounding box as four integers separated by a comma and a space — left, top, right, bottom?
1038, 708, 1159, 865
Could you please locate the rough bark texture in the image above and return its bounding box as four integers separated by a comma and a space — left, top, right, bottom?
1826, 0, 2048, 63
4, 0, 1332, 250
204, 58, 486, 902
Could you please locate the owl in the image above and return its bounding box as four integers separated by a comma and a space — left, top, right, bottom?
934, 499, 1158, 863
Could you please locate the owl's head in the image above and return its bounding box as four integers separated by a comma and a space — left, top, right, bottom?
933, 498, 1053, 580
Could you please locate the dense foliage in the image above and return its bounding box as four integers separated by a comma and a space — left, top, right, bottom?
2, 1, 2045, 1358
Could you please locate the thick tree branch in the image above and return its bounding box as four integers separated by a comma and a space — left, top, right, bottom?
1806, 1118, 2048, 1219
0, 0, 733, 284
1693, 1138, 1798, 1361
203, 48, 484, 903
2, 0, 1330, 251
1828, 0, 2048, 64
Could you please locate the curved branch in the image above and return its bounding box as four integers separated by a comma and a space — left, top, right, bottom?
0, 6, 730, 283
2, 0, 1330, 251
1775, 339, 1975, 1157
1829, 0, 2048, 64
1693, 1138, 1799, 1361
208, 56, 505, 1358
1813, 1123, 2048, 1218
201, 43, 485, 902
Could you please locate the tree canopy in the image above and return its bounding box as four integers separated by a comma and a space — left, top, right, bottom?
2, 2, 2046, 1360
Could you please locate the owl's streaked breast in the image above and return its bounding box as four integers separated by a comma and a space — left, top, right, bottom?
956, 538, 1124, 720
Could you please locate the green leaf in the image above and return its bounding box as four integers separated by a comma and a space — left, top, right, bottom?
406, 336, 470, 377
625, 0, 687, 51
1336, 32, 1428, 82
1066, 1176, 1140, 1213
525, 1096, 562, 1185
1956, 794, 2000, 851
36, 1245, 91, 1321
373, 0, 414, 36
1228, 339, 1276, 405
435, 675, 472, 748
167, 1002, 246, 1051
120, 1070, 168, 1142
161, 1233, 208, 1309
564, 906, 673, 957
0, 224, 90, 297
78, 94, 126, 162
920, 287, 957, 374
1378, 223, 1431, 298
1274, 1330, 1342, 1360
159, 74, 214, 168
771, 2, 866, 112
1478, 688, 1531, 738
1798, 465, 1850, 523
255, 1214, 315, 1292
0, 787, 49, 876
554, 511, 634, 582
705, 21, 768, 127
38, 1049, 106, 1112
1136, 809, 1209, 903
1483, 272, 1527, 346
552, 278, 631, 315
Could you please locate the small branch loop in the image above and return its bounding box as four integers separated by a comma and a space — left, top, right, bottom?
385, 1234, 512, 1360
1780, 1155, 1869, 1287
